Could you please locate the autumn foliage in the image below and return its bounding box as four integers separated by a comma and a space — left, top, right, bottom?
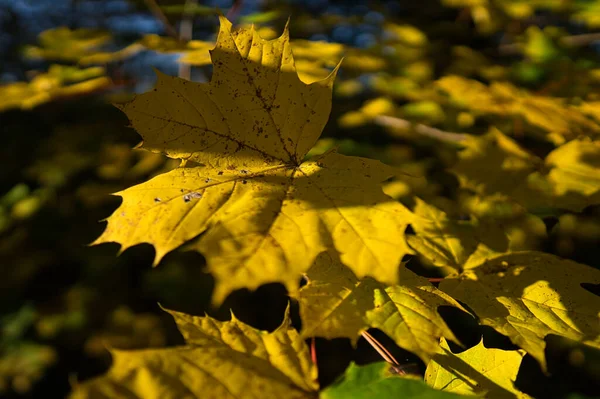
61, 15, 600, 399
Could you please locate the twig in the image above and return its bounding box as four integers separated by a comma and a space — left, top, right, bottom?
310, 337, 317, 365
374, 115, 468, 143
427, 277, 444, 283
361, 331, 408, 375
144, 0, 179, 39
178, 0, 198, 79
226, 0, 243, 22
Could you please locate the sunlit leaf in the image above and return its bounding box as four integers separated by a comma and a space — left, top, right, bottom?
294, 251, 461, 362
94, 17, 413, 304
425, 338, 531, 399
408, 198, 509, 272
439, 251, 600, 370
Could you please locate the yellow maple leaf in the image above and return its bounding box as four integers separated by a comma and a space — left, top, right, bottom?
294, 251, 461, 362
70, 306, 318, 399
425, 338, 531, 399
94, 16, 413, 304
439, 251, 600, 370
451, 129, 600, 212
408, 198, 509, 272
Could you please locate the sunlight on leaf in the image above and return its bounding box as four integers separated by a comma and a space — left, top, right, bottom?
425, 338, 531, 399
439, 252, 600, 370
408, 198, 509, 272
294, 251, 461, 362
94, 16, 414, 305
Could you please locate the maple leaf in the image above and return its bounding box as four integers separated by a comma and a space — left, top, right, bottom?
70, 306, 318, 399
451, 129, 600, 213
439, 251, 600, 370
294, 251, 461, 362
437, 76, 600, 144
407, 198, 509, 272
425, 338, 531, 399
321, 362, 469, 399
94, 16, 413, 304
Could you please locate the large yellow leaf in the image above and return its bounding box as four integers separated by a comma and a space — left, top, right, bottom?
294, 251, 460, 362
425, 338, 531, 399
95, 17, 413, 304
439, 252, 600, 370
408, 198, 509, 272
70, 307, 318, 399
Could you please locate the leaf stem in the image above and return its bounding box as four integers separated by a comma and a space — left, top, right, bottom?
361, 331, 407, 374
310, 337, 317, 365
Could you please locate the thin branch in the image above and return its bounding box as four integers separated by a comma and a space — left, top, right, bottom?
374, 115, 468, 144
144, 0, 179, 39
226, 0, 243, 22
178, 0, 198, 79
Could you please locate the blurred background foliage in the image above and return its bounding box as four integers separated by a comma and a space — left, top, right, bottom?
1, 0, 600, 397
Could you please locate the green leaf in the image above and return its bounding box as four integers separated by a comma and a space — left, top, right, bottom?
425, 338, 531, 399
94, 16, 413, 304
439, 251, 600, 370
294, 251, 461, 362
70, 306, 318, 399
321, 362, 469, 399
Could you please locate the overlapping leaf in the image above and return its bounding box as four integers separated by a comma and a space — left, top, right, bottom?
95, 16, 413, 304
451, 128, 600, 212
294, 251, 461, 362
70, 307, 318, 399
425, 338, 530, 399
439, 252, 600, 370
408, 198, 509, 272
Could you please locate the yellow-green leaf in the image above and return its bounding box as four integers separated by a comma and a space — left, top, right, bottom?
0, 65, 111, 112
24, 27, 142, 65
439, 252, 600, 370
294, 251, 460, 362
437, 76, 600, 144
95, 17, 413, 304
425, 338, 531, 399
408, 198, 509, 272
70, 307, 318, 399
451, 129, 600, 212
